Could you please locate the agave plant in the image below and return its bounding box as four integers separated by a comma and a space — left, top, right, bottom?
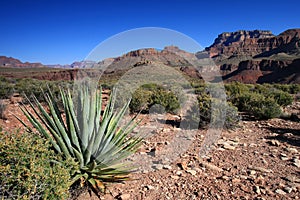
17, 84, 142, 194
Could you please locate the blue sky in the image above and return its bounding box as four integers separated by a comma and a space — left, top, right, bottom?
0, 0, 299, 64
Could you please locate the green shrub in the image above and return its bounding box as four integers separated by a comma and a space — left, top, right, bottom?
151, 89, 180, 114
273, 84, 300, 94
225, 82, 252, 96
130, 88, 153, 112
250, 98, 282, 119
0, 131, 77, 199
236, 92, 282, 119
0, 77, 14, 99
271, 90, 293, 106
130, 84, 180, 114
185, 92, 240, 129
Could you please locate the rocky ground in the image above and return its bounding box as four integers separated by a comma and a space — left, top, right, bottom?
73, 102, 300, 200
1, 100, 299, 200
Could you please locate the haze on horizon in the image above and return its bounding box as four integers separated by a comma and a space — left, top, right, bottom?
0, 0, 299, 65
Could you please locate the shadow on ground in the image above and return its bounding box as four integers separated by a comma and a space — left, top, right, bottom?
265, 127, 300, 147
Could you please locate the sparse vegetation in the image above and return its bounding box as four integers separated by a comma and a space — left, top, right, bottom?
0, 130, 77, 199
130, 84, 180, 114
225, 82, 295, 119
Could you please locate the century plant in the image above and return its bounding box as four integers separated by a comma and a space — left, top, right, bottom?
17, 83, 142, 194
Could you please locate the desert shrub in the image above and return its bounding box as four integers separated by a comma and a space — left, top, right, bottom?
236, 92, 282, 119
225, 82, 252, 96
0, 77, 14, 99
130, 88, 153, 112
0, 131, 77, 199
130, 84, 180, 114
198, 93, 240, 129
185, 92, 240, 130
252, 84, 293, 106
273, 84, 300, 94
151, 89, 180, 113
250, 98, 282, 119
271, 90, 293, 106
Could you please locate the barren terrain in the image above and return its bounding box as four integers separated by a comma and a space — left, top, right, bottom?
1, 99, 299, 200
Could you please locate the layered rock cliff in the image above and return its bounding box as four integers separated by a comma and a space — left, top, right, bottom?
206, 29, 300, 59
206, 29, 300, 83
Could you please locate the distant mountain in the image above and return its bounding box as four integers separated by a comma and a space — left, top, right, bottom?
91, 46, 194, 73
46, 60, 96, 69
0, 56, 44, 68
1, 29, 300, 84
203, 29, 300, 83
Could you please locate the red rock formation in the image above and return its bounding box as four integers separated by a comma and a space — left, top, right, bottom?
206, 29, 300, 58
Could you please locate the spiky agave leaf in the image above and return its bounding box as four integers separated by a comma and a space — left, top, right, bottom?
18, 84, 143, 193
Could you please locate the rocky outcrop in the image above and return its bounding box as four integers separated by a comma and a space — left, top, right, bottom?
97, 46, 193, 71
206, 29, 300, 58
223, 59, 300, 84
206, 29, 300, 83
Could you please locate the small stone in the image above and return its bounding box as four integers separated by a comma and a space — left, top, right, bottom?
284, 186, 293, 193
249, 170, 256, 175
178, 161, 188, 170
163, 165, 172, 170
145, 185, 155, 190
286, 147, 298, 154
249, 143, 257, 147
275, 189, 286, 195
223, 143, 236, 150
221, 176, 230, 181
283, 132, 293, 137
281, 156, 289, 161
240, 175, 248, 180
232, 178, 241, 183
293, 158, 300, 168
186, 169, 197, 176
171, 175, 180, 180
153, 164, 163, 170
269, 140, 280, 146
176, 171, 183, 176
119, 193, 131, 200
254, 186, 261, 194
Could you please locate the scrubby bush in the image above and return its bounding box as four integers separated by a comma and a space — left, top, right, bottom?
14, 79, 71, 103
250, 98, 282, 119
224, 83, 293, 120
0, 131, 77, 199
130, 84, 180, 114
236, 92, 282, 119
130, 88, 153, 112
271, 90, 293, 106
185, 92, 240, 129
273, 84, 300, 94
0, 77, 14, 99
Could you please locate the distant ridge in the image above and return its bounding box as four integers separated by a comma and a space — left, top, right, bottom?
1, 28, 300, 84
